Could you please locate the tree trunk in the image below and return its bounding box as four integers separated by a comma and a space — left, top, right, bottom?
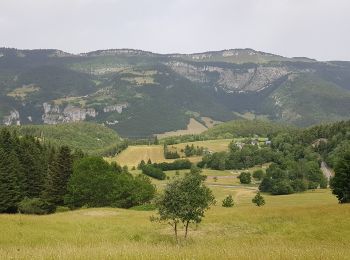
184, 221, 189, 238
174, 222, 178, 242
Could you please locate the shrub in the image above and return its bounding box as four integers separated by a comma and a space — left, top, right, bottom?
252, 192, 265, 206
253, 169, 265, 180
18, 198, 56, 215
153, 159, 192, 171
271, 180, 294, 195
291, 179, 308, 192
222, 195, 234, 207
320, 177, 328, 189
308, 181, 319, 189
238, 172, 251, 184
142, 165, 166, 180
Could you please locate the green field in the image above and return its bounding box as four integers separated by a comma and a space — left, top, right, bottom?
1, 185, 349, 259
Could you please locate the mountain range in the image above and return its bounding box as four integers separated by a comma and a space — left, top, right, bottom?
1, 47, 350, 137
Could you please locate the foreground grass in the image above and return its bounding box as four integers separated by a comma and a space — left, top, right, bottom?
1, 189, 349, 259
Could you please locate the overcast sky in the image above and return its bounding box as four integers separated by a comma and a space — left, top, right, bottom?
1, 0, 349, 60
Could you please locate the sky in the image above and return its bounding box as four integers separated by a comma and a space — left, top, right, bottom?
0, 0, 349, 61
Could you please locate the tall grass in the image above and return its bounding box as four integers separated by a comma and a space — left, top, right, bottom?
1, 189, 349, 259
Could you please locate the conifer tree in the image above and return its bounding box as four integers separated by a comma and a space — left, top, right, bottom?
55, 146, 73, 205
0, 149, 23, 213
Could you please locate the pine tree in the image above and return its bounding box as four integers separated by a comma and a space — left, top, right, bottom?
43, 146, 73, 205
55, 146, 73, 205
252, 192, 265, 206
42, 148, 61, 204
0, 149, 23, 213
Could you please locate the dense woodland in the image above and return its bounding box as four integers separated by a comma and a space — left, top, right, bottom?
0, 129, 154, 214
200, 120, 350, 195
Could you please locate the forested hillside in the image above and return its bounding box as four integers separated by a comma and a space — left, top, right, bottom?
1, 48, 350, 137
2, 122, 124, 155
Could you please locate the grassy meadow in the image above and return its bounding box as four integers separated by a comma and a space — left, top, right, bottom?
108, 139, 233, 168
1, 185, 349, 259
2, 138, 350, 259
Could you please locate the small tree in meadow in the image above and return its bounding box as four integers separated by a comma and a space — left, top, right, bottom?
152, 167, 215, 241
222, 195, 234, 207
252, 192, 265, 206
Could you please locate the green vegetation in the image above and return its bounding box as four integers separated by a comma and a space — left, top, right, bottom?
202, 119, 295, 139
141, 165, 166, 180
152, 159, 192, 171
0, 128, 78, 213
18, 197, 56, 215
330, 149, 350, 203
252, 192, 265, 206
222, 195, 234, 207
238, 172, 252, 184
152, 167, 215, 239
1, 48, 350, 137
9, 122, 123, 155
65, 157, 155, 208
0, 128, 155, 214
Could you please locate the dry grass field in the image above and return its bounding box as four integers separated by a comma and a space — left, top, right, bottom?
5, 142, 349, 259
108, 139, 234, 167
156, 118, 208, 138
107, 145, 170, 167
1, 185, 349, 259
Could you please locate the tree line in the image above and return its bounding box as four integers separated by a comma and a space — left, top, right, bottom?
0, 128, 155, 214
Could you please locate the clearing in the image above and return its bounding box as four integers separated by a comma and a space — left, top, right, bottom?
156, 118, 208, 138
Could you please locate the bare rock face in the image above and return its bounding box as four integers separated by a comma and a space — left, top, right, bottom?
3, 110, 20, 125
103, 103, 128, 113
42, 103, 97, 124
166, 61, 290, 92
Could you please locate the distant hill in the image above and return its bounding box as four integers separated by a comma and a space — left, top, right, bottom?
202, 119, 296, 138
1, 47, 350, 137
4, 122, 122, 155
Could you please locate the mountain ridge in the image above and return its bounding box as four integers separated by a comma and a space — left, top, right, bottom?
1, 47, 349, 137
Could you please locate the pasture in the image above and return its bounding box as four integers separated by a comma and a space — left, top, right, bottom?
156, 118, 208, 138
3, 139, 349, 259
109, 139, 233, 167
1, 186, 349, 259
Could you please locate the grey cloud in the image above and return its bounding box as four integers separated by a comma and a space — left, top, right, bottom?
0, 0, 349, 60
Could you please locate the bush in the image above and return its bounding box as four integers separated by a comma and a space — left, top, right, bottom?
308, 181, 319, 189
142, 165, 166, 180
320, 177, 328, 189
252, 192, 265, 206
55, 206, 70, 213
271, 180, 294, 195
222, 195, 234, 207
238, 172, 251, 184
153, 159, 192, 171
18, 198, 56, 215
291, 179, 308, 192
253, 169, 265, 181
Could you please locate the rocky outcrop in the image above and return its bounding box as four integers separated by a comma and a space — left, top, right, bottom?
166, 61, 291, 92
103, 103, 128, 113
3, 110, 20, 126
42, 103, 97, 124
41, 102, 128, 125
